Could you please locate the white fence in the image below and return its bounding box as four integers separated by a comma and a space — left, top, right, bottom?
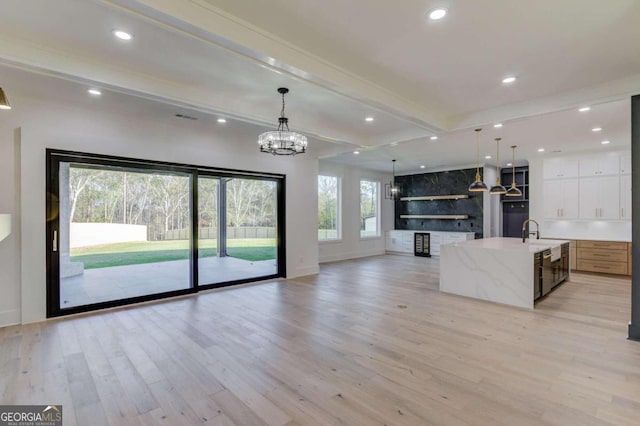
71, 223, 148, 248
164, 227, 276, 240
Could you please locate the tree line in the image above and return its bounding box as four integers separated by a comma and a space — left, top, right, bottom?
69, 167, 277, 240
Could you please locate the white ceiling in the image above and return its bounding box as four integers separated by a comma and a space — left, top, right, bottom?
324, 99, 631, 173
0, 0, 638, 173
199, 0, 640, 122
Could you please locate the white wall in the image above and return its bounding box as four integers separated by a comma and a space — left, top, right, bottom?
0, 93, 320, 326
318, 161, 393, 263
529, 152, 632, 241
0, 128, 21, 326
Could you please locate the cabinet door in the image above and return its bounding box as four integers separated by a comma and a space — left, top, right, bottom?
620, 153, 632, 174
579, 157, 600, 177
560, 158, 580, 178
543, 158, 562, 179
579, 178, 599, 219
401, 232, 414, 252
543, 181, 562, 218
430, 233, 442, 255
599, 154, 621, 176
599, 176, 620, 219
544, 157, 579, 179
386, 232, 398, 251
561, 179, 580, 218
621, 175, 632, 220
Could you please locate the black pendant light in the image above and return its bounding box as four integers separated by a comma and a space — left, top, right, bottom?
489, 137, 507, 195
468, 128, 488, 192
505, 145, 523, 197
385, 159, 400, 200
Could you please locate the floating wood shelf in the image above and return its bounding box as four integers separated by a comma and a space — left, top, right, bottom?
400, 214, 469, 220
400, 195, 469, 201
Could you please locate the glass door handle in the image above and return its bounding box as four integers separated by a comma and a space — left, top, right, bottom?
53, 230, 58, 252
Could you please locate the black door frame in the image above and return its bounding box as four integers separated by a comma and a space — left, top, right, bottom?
46, 149, 286, 318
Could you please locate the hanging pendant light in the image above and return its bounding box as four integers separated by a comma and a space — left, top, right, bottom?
505, 145, 523, 197
489, 137, 507, 195
468, 128, 488, 192
0, 87, 11, 110
258, 87, 307, 155
385, 159, 400, 200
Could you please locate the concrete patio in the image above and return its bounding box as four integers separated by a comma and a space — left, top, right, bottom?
60, 256, 277, 308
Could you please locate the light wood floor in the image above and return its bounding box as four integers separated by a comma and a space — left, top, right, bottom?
2, 255, 639, 425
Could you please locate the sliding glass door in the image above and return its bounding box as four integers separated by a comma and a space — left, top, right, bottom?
197, 176, 278, 285
47, 151, 285, 317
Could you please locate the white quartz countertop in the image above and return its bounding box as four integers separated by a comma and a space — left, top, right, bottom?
446, 237, 570, 253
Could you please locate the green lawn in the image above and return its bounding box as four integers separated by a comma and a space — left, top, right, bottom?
71, 239, 276, 269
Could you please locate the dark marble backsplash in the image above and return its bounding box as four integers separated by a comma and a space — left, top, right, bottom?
394, 167, 483, 238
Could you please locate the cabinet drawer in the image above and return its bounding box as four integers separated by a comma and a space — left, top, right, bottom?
578, 248, 627, 262
577, 259, 628, 275
576, 240, 627, 251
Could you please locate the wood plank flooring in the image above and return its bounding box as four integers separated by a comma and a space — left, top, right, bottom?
2, 254, 640, 425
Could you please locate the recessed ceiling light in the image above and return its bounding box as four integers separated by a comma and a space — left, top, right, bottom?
538, 148, 545, 152
217, 118, 226, 123
113, 30, 132, 41
601, 140, 610, 145
365, 117, 374, 122
502, 76, 517, 84
420, 165, 426, 169
591, 127, 602, 132
88, 89, 102, 96
579, 106, 591, 112
428, 8, 447, 20
353, 151, 360, 155
430, 135, 438, 140
493, 123, 503, 128
507, 163, 512, 167
485, 155, 492, 159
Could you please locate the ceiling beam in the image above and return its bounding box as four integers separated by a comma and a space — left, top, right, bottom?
104, 0, 450, 131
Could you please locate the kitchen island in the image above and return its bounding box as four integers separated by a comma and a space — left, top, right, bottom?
440, 237, 570, 309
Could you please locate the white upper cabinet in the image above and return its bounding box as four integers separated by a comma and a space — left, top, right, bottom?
543, 151, 630, 221
579, 176, 620, 220
579, 153, 620, 177
543, 157, 579, 179
544, 179, 579, 219
620, 153, 632, 175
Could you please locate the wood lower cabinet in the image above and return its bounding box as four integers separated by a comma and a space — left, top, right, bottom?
572, 240, 631, 276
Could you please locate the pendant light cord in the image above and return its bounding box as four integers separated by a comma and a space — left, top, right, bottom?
495, 138, 501, 184
281, 92, 286, 119
475, 128, 482, 180
511, 145, 517, 187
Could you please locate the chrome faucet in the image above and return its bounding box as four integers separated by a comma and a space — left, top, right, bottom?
522, 219, 540, 243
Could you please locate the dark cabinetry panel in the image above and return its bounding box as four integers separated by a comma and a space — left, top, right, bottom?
394, 168, 484, 238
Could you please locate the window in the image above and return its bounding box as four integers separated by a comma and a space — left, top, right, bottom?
360, 180, 380, 238
318, 175, 340, 240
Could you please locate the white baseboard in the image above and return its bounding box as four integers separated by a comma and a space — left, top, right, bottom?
320, 248, 385, 264
0, 309, 20, 327
289, 264, 320, 278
